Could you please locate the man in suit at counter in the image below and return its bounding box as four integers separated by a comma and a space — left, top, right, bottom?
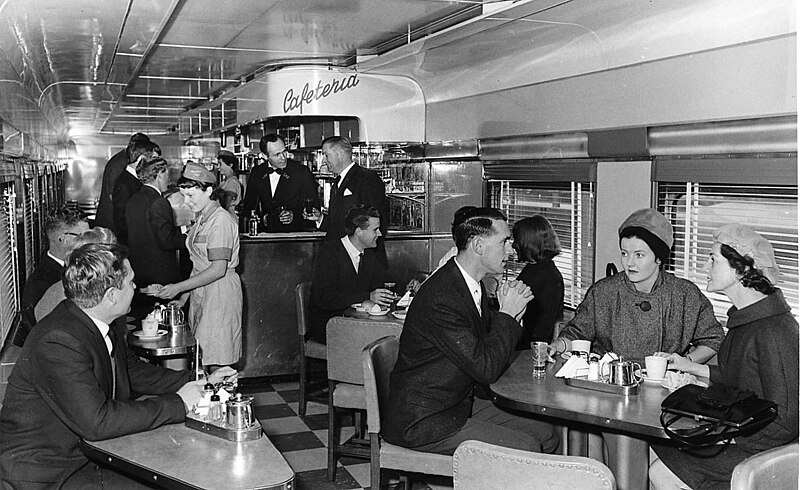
94, 132, 150, 231
383, 207, 560, 455
309, 205, 394, 343
305, 135, 389, 268
10, 206, 89, 347
242, 134, 320, 232
125, 155, 187, 320
112, 139, 160, 245
0, 243, 234, 488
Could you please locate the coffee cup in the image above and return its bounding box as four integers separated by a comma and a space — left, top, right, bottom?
644, 355, 668, 380
571, 340, 591, 356
142, 318, 158, 337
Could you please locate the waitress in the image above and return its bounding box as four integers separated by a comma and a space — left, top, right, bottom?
154, 163, 242, 371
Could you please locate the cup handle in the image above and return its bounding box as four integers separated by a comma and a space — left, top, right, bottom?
632, 362, 643, 382
601, 362, 609, 380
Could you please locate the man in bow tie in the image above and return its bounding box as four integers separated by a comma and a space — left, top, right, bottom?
242, 134, 320, 232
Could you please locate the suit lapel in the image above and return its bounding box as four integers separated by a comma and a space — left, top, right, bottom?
443, 260, 482, 321
64, 301, 115, 398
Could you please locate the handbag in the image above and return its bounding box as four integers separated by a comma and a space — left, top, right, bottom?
660, 383, 777, 456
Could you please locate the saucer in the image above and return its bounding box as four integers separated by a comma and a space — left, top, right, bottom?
643, 376, 666, 383
367, 308, 389, 316
133, 329, 168, 339
391, 311, 407, 320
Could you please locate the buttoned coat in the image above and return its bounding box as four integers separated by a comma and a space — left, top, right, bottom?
242, 159, 320, 232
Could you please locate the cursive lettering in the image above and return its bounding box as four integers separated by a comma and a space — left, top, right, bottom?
283, 74, 360, 114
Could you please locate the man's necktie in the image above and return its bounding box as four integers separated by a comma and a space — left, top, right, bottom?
357, 252, 364, 275
106, 329, 117, 399
264, 167, 284, 175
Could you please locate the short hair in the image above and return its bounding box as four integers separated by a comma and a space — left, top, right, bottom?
719, 243, 776, 295
136, 156, 168, 184
129, 133, 150, 145
44, 206, 86, 238
127, 139, 158, 163
344, 205, 381, 236
63, 243, 130, 308
513, 215, 561, 263
259, 134, 285, 155
72, 227, 117, 251
177, 175, 223, 202
453, 207, 507, 251
321, 135, 353, 155
450, 205, 477, 240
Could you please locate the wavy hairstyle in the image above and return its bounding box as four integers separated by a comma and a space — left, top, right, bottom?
719, 243, 776, 295
63, 243, 130, 308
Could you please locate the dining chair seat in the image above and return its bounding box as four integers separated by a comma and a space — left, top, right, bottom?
731, 442, 798, 490
327, 317, 403, 482
295, 282, 326, 417
363, 336, 452, 490
453, 440, 615, 490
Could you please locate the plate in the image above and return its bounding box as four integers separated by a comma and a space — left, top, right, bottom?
367, 308, 389, 316
391, 311, 407, 320
133, 329, 168, 339
350, 303, 368, 312
140, 285, 162, 295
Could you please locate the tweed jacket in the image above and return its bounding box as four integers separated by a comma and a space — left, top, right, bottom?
382, 258, 521, 448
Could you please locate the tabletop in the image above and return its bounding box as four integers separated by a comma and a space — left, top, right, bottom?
82, 423, 294, 490
491, 352, 674, 439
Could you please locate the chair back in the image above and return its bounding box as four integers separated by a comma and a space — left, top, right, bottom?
327, 317, 402, 385
295, 282, 311, 336
362, 336, 399, 436
453, 440, 616, 490
731, 443, 799, 490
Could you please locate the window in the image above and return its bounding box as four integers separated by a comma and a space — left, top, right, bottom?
657, 182, 798, 322
0, 182, 19, 346
488, 181, 595, 308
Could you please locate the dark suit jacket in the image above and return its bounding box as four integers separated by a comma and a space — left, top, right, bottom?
126, 185, 186, 286
242, 160, 320, 232
322, 164, 389, 266
94, 149, 128, 231
0, 300, 191, 486
309, 238, 389, 343
112, 170, 142, 245
13, 253, 64, 347
382, 258, 522, 448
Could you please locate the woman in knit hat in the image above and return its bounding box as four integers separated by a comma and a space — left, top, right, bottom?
649, 224, 798, 489
152, 163, 243, 372
550, 208, 724, 363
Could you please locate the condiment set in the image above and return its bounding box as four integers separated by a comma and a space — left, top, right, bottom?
185, 384, 262, 441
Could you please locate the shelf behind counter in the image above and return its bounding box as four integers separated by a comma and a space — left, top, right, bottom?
237, 230, 454, 378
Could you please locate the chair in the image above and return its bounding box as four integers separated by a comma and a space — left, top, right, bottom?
731, 443, 798, 490
327, 317, 404, 481
295, 282, 326, 417
453, 440, 616, 490
362, 336, 452, 490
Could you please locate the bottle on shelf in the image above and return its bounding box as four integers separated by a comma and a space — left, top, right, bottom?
248, 210, 259, 236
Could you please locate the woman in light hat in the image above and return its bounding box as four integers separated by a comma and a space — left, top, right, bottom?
550, 208, 724, 363
649, 224, 798, 489
154, 163, 242, 371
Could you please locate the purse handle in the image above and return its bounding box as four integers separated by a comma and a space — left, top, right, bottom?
660, 410, 735, 457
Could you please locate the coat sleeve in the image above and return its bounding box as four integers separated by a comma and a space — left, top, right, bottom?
686, 288, 724, 351
416, 289, 521, 385
358, 170, 389, 235
559, 282, 599, 344
149, 198, 187, 251
29, 328, 187, 442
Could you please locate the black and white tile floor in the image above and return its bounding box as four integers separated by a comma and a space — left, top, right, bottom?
238, 379, 452, 490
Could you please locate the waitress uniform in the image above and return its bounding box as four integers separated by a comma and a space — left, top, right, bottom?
186, 200, 242, 365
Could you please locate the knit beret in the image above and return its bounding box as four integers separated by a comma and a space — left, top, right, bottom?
713, 224, 780, 284
618, 208, 674, 263
182, 162, 217, 185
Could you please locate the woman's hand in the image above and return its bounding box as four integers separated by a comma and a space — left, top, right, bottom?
207, 366, 238, 385
659, 352, 694, 373
154, 283, 181, 300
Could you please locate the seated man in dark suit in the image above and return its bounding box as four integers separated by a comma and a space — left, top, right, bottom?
12, 206, 89, 347
309, 205, 394, 343
126, 155, 187, 320
383, 207, 560, 455
0, 243, 235, 488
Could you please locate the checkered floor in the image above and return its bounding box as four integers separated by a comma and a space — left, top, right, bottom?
237, 378, 453, 490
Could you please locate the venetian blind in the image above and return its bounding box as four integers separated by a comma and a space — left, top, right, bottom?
0, 183, 19, 346
657, 182, 799, 322
488, 181, 595, 308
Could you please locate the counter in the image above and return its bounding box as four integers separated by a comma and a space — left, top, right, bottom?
237, 230, 452, 378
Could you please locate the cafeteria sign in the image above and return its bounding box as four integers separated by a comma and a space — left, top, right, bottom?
283, 74, 360, 114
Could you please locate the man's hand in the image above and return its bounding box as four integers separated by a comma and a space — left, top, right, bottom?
279, 209, 293, 224
497, 280, 533, 322
369, 288, 394, 307
302, 207, 323, 223
177, 380, 206, 413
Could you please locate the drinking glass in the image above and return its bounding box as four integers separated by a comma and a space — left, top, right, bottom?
531, 342, 548, 379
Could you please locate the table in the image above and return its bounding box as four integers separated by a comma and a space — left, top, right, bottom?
490, 353, 675, 490
81, 423, 294, 490
128, 329, 197, 371
343, 306, 406, 323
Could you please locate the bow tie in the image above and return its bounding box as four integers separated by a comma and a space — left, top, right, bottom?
265, 166, 285, 175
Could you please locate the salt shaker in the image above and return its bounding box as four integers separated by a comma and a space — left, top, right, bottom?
209, 394, 222, 421
587, 356, 600, 381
